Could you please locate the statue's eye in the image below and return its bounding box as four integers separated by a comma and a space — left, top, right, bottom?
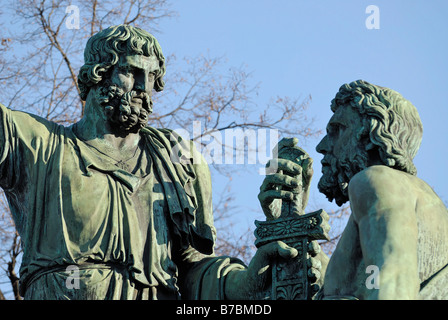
328, 122, 345, 136
119, 67, 133, 77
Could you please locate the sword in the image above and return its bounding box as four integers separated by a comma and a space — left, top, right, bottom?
254, 145, 330, 300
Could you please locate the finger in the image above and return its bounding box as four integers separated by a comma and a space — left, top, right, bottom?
300, 157, 314, 186
274, 241, 299, 259
307, 256, 322, 270
258, 189, 294, 203
308, 268, 321, 283
276, 241, 298, 259
259, 241, 298, 260
265, 158, 303, 176
259, 173, 299, 191
307, 241, 321, 257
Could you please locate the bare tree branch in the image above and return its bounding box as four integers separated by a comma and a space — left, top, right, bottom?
0, 1, 328, 299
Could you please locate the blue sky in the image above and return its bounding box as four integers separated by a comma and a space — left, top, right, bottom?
155, 0, 448, 229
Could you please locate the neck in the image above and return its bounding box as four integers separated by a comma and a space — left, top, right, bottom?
74, 94, 141, 153
366, 147, 384, 167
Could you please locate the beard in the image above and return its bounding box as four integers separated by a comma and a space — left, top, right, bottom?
317, 151, 369, 206
97, 82, 152, 135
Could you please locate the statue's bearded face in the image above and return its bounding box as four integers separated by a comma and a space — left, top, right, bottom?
97, 54, 159, 135
316, 105, 369, 206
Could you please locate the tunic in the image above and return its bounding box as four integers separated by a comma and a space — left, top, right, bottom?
0, 103, 245, 299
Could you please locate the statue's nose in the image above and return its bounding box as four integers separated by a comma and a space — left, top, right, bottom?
316, 135, 330, 154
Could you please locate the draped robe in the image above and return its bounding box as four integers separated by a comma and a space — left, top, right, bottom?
0, 103, 245, 300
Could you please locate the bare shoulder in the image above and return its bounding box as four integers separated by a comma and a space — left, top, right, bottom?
349, 165, 409, 193
348, 165, 417, 220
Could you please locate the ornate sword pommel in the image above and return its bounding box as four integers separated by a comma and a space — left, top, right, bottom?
277, 144, 313, 174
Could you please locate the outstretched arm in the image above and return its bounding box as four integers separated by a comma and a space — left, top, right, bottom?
0, 103, 59, 234
349, 165, 420, 299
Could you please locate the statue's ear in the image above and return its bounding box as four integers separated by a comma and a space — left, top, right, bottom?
356, 121, 375, 151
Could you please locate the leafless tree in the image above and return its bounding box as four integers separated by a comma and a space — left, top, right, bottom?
0, 192, 22, 300
319, 205, 351, 256
0, 0, 321, 299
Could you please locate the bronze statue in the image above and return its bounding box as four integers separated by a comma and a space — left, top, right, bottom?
259, 80, 448, 299
0, 25, 314, 300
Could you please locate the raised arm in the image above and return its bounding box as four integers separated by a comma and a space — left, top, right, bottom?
0, 103, 59, 186
0, 103, 59, 232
